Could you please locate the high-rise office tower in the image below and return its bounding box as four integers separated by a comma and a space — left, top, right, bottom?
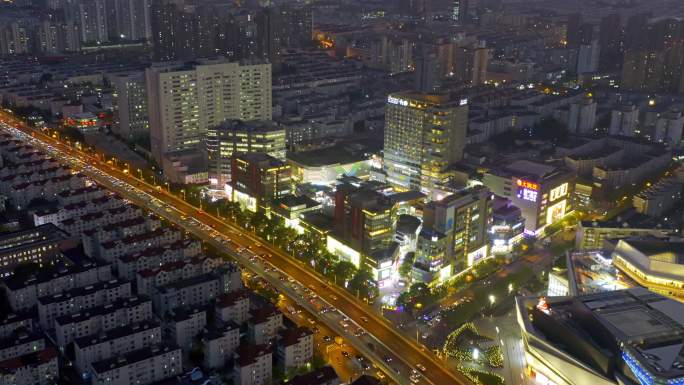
112, 72, 149, 141
576, 40, 600, 74
146, 58, 272, 167
78, 0, 108, 44
567, 98, 597, 134
414, 45, 441, 92
452, 45, 489, 84
622, 17, 684, 93
37, 21, 81, 54
383, 93, 468, 195
207, 120, 286, 186
452, 0, 468, 24
420, 186, 491, 274
110, 0, 152, 41
150, 1, 308, 63
624, 13, 651, 51
0, 22, 31, 55
599, 14, 622, 71
150, 0, 180, 61
609, 104, 639, 137
256, 7, 282, 67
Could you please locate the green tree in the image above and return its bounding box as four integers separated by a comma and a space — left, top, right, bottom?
399, 253, 415, 278
249, 211, 269, 234
332, 261, 356, 286
348, 268, 378, 299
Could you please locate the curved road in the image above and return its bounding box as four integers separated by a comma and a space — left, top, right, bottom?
1, 112, 472, 385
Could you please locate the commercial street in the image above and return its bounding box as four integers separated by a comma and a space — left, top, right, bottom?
0, 112, 473, 385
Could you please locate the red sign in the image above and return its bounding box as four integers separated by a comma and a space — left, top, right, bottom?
517, 179, 539, 191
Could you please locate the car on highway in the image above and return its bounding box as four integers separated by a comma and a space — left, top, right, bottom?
360, 316, 369, 322
322, 335, 332, 343
416, 364, 426, 372
341, 351, 350, 358
383, 356, 393, 363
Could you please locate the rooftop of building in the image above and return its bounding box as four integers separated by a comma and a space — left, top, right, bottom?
0, 223, 68, 249
165, 306, 206, 323
0, 312, 33, 327
287, 142, 374, 167
520, 288, 684, 380
615, 238, 684, 264
214, 119, 283, 133
278, 326, 313, 347
367, 242, 400, 264
235, 343, 272, 367
202, 323, 240, 342
635, 177, 682, 200
215, 289, 250, 308
580, 211, 675, 231
272, 194, 321, 211
155, 273, 219, 293
0, 330, 43, 350
396, 214, 422, 235
233, 152, 287, 168
0, 347, 57, 372
249, 305, 281, 324
55, 296, 150, 326
4, 257, 108, 291
90, 343, 179, 374
74, 320, 159, 348
38, 278, 129, 305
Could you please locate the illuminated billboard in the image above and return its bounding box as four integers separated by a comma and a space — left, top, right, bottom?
549, 183, 568, 201
387, 96, 409, 106
546, 199, 567, 225
517, 179, 539, 202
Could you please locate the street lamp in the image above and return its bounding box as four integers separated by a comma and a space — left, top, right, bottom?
137, 169, 143, 180
180, 189, 186, 200
473, 348, 480, 361
489, 295, 496, 306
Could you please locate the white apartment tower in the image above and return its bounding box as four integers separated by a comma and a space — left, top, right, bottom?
146, 59, 272, 166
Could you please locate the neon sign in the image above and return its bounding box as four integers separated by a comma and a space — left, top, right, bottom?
521, 188, 538, 202
387, 96, 409, 106
517, 179, 539, 190
549, 183, 568, 201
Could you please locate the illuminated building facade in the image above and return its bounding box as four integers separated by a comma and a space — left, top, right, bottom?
111, 72, 149, 141
576, 220, 672, 251
490, 202, 525, 255
207, 120, 285, 187
146, 59, 272, 169
0, 223, 70, 277
334, 183, 394, 257
612, 238, 684, 300
383, 92, 468, 195
418, 186, 491, 279
329, 182, 425, 286
228, 153, 292, 212
63, 112, 100, 133
517, 288, 684, 385
483, 160, 574, 235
